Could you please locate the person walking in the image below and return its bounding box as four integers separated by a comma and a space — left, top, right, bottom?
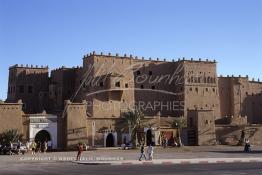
9, 141, 14, 155
165, 137, 168, 148
244, 138, 251, 152
44, 141, 48, 153
31, 141, 36, 155
138, 144, 147, 161
47, 140, 52, 151
147, 144, 154, 160
17, 140, 21, 155
26, 141, 30, 153
76, 143, 84, 161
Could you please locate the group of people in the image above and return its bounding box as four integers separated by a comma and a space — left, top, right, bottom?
139, 144, 154, 161
161, 136, 180, 148
29, 140, 52, 154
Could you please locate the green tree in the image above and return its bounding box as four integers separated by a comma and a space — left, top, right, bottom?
171, 117, 186, 146
0, 129, 23, 144
122, 108, 144, 147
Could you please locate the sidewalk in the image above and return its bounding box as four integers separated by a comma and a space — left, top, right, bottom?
73, 145, 262, 165
74, 157, 262, 165
1, 145, 262, 165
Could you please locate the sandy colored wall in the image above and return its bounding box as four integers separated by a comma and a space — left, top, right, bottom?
65, 100, 88, 149
0, 102, 24, 136
216, 125, 262, 145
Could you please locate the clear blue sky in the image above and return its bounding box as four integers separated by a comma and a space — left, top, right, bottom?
0, 0, 261, 100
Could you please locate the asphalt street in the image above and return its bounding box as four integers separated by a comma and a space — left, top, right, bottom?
1, 162, 262, 175
1, 146, 262, 175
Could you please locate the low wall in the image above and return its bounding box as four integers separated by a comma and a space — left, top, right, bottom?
216, 124, 262, 145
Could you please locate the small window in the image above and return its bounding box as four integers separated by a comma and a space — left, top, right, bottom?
213, 88, 215, 92
137, 71, 141, 75
151, 86, 155, 89
28, 86, 33, 94
195, 87, 198, 92
19, 85, 24, 93
189, 87, 192, 91
100, 82, 104, 87
206, 88, 208, 92
115, 81, 120, 87
141, 85, 144, 89
149, 71, 152, 76
125, 83, 128, 88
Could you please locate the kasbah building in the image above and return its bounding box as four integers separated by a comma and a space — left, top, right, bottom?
1, 51, 262, 150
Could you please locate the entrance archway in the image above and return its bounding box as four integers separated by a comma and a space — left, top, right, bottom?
35, 130, 51, 143
106, 133, 114, 147
146, 129, 152, 146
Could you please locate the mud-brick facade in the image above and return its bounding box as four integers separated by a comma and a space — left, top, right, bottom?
1, 52, 262, 149
218, 76, 262, 124
0, 100, 24, 134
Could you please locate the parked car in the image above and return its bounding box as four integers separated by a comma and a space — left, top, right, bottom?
0, 144, 11, 155
121, 142, 133, 150
11, 143, 28, 155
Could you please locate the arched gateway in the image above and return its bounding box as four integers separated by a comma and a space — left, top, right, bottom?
35, 130, 51, 143
29, 114, 57, 149
106, 133, 114, 147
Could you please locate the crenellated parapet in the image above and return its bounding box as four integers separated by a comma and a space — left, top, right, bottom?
82, 51, 218, 64
9, 64, 48, 70
218, 74, 261, 85
225, 115, 248, 126
51, 65, 83, 73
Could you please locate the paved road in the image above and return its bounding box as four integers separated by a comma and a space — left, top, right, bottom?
1, 145, 262, 163
1, 146, 262, 175
1, 162, 262, 175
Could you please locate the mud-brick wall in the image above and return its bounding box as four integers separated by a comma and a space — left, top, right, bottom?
65, 100, 88, 149
216, 125, 262, 145
0, 102, 24, 134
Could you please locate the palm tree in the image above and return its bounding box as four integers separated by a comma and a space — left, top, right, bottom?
122, 108, 144, 147
171, 117, 186, 147
0, 129, 23, 145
